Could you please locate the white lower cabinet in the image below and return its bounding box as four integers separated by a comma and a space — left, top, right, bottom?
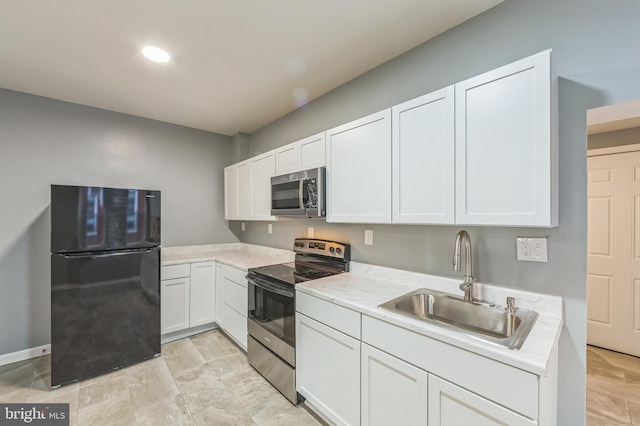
296, 313, 360, 426
428, 375, 535, 426
216, 263, 248, 349
296, 294, 557, 426
161, 276, 190, 334
189, 262, 216, 327
361, 343, 428, 426
161, 261, 216, 336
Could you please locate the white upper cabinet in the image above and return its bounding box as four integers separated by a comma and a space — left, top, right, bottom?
298, 132, 326, 170
275, 132, 326, 175
326, 109, 392, 223
275, 142, 298, 175
224, 151, 276, 221
455, 49, 558, 227
392, 86, 455, 224
249, 151, 276, 219
237, 161, 251, 219
223, 165, 238, 220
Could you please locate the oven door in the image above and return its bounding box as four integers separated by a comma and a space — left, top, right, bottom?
247, 273, 296, 346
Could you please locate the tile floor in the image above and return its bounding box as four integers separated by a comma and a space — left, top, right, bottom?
0, 330, 322, 426
587, 345, 640, 425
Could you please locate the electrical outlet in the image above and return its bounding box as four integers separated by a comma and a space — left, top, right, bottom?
516, 237, 548, 262
364, 229, 374, 246
308, 227, 314, 238
241, 222, 245, 232
268, 224, 273, 234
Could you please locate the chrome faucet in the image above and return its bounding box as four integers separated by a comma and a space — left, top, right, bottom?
453, 230, 475, 302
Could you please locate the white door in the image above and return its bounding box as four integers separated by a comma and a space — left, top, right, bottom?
587, 148, 640, 356
361, 343, 428, 426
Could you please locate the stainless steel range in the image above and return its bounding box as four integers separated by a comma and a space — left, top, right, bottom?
246, 238, 350, 404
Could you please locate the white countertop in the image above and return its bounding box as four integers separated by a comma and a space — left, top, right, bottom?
161, 243, 294, 271
296, 261, 563, 377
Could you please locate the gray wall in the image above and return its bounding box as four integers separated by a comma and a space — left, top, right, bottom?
242, 1, 640, 424
0, 88, 239, 357
589, 126, 640, 150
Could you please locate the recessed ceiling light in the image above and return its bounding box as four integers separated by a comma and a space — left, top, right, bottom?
142, 46, 170, 63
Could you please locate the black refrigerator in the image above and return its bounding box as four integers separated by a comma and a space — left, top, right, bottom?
50, 184, 161, 387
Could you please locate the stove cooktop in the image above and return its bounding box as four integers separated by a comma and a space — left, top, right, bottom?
248, 262, 339, 287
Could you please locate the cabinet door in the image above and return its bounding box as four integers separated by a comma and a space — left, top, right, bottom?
275, 142, 298, 175
428, 375, 536, 426
298, 132, 326, 170
392, 87, 455, 224
161, 277, 190, 334
237, 161, 251, 219
250, 151, 276, 220
361, 344, 428, 426
326, 109, 392, 223
224, 165, 238, 220
455, 49, 557, 227
296, 313, 360, 426
189, 261, 216, 327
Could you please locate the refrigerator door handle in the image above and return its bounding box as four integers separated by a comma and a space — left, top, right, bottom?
58, 247, 157, 258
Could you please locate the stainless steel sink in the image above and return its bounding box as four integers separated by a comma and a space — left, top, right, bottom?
378, 288, 538, 350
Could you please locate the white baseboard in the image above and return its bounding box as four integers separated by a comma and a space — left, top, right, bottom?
0, 344, 51, 367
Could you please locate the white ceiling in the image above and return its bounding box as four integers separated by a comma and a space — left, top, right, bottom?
0, 0, 502, 136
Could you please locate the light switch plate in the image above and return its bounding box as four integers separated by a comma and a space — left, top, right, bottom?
268, 224, 273, 234
241, 222, 245, 232
516, 237, 548, 262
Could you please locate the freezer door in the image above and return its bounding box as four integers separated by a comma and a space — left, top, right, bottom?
51, 185, 161, 253
50, 247, 160, 387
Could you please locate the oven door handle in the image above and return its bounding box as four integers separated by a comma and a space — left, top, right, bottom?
247, 275, 295, 298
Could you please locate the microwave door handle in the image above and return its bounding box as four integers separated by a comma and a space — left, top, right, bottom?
298, 180, 304, 208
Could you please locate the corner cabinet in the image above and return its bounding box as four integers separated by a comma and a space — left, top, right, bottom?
392, 86, 455, 224
455, 49, 557, 227
224, 150, 276, 221
326, 109, 392, 224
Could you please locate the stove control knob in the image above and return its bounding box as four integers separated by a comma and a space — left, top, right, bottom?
336, 247, 343, 256
329, 246, 335, 254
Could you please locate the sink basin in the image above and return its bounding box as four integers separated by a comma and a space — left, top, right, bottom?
378, 288, 538, 350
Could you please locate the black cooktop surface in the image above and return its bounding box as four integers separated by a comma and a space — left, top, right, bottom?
249, 262, 339, 287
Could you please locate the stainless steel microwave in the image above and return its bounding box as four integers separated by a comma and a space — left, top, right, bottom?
271, 167, 325, 217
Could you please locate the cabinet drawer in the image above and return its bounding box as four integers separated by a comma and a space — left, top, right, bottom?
161, 263, 190, 280
217, 263, 247, 287
362, 315, 538, 420
219, 277, 247, 316
296, 292, 361, 339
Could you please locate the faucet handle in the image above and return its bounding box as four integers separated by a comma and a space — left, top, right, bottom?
506, 297, 516, 314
